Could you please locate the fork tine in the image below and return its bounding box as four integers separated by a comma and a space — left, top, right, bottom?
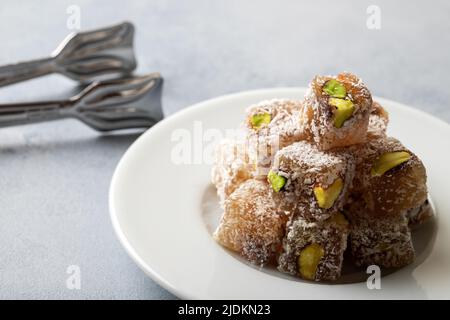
72, 73, 164, 131
75, 73, 162, 109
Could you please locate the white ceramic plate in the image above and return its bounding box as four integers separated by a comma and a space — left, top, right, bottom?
109, 88, 450, 299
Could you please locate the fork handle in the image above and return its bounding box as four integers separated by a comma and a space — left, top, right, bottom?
0, 99, 71, 127
0, 57, 56, 88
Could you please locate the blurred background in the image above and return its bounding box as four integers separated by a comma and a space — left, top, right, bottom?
0, 0, 448, 299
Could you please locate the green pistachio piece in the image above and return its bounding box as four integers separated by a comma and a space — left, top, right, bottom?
313, 178, 343, 209
329, 98, 355, 128
298, 243, 324, 280
267, 170, 286, 192
250, 113, 271, 130
323, 79, 347, 98
371, 151, 411, 177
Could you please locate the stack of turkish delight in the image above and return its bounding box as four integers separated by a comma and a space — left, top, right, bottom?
212, 72, 431, 281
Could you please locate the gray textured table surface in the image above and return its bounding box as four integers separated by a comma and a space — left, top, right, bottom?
0, 0, 449, 299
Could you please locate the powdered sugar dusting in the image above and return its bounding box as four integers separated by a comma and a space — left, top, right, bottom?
270, 141, 355, 221
213, 179, 288, 266
211, 140, 253, 206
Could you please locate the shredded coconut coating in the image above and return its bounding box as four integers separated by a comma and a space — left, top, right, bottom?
407, 199, 433, 229
245, 99, 306, 176
278, 213, 349, 281
214, 179, 289, 266
270, 141, 355, 221
211, 139, 253, 206
367, 101, 389, 140
348, 213, 415, 268
301, 72, 373, 150
348, 136, 427, 217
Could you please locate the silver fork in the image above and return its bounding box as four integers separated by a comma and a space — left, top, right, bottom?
0, 73, 164, 131
0, 21, 136, 87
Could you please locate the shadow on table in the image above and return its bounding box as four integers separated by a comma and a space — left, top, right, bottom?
0, 126, 143, 155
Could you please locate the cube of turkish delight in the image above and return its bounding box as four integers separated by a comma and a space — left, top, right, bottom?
245, 99, 306, 177
349, 136, 427, 217
213, 179, 289, 266
301, 72, 373, 150
269, 141, 355, 221
348, 213, 415, 268
278, 212, 349, 281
